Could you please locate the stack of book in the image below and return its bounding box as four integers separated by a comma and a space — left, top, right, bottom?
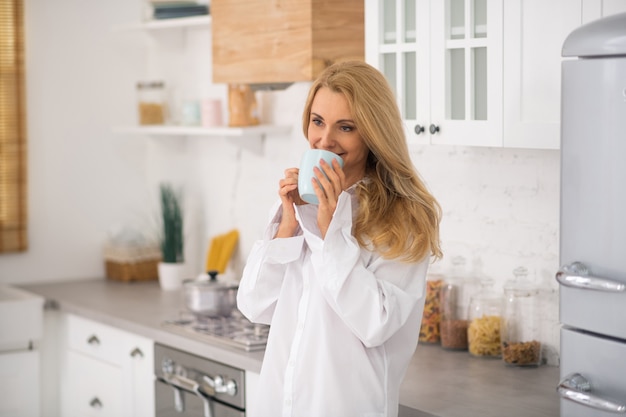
150, 0, 209, 20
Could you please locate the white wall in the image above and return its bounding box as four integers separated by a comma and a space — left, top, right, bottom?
0, 0, 150, 282
0, 0, 560, 363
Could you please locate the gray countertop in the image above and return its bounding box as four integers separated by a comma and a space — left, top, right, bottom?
21, 279, 560, 417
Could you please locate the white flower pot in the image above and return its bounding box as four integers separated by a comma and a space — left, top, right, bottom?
158, 262, 187, 291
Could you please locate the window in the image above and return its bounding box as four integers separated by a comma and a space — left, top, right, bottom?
0, 0, 27, 252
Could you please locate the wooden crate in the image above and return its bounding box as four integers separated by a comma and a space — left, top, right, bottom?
212, 0, 364, 84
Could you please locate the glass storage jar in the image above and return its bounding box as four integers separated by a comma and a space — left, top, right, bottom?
439, 256, 476, 350
419, 274, 444, 344
137, 81, 167, 125
501, 267, 542, 367
468, 278, 502, 358
439, 278, 469, 350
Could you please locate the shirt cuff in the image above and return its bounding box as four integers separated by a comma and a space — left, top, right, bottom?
264, 235, 305, 264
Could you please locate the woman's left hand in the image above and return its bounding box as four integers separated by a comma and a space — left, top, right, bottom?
312, 158, 345, 238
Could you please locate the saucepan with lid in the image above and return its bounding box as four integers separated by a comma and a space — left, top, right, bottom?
183, 270, 238, 317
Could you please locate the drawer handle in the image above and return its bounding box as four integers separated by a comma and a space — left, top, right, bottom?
557, 373, 626, 413
556, 262, 625, 292
89, 397, 102, 409
87, 335, 100, 346
130, 347, 144, 358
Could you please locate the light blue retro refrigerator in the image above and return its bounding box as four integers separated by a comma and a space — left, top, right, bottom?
556, 11, 626, 417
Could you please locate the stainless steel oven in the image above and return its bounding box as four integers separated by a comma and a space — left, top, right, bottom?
155, 343, 246, 417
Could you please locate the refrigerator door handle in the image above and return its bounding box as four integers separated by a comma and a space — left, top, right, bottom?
556, 262, 626, 292
557, 373, 626, 413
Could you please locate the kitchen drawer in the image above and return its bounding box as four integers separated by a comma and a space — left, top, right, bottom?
559, 327, 626, 416
66, 314, 151, 365
65, 350, 123, 417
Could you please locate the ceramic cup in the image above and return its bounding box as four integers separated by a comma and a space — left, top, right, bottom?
298, 149, 344, 205
201, 98, 223, 127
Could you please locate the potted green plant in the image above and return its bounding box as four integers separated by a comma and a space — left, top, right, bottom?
157, 183, 186, 290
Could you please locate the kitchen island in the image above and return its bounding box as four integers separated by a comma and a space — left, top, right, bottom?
21, 279, 559, 417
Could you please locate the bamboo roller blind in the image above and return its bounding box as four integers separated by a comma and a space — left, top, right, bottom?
0, 0, 27, 252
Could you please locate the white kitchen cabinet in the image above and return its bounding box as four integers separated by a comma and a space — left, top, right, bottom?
0, 351, 40, 417
366, 0, 503, 148
245, 370, 260, 411
60, 314, 154, 417
502, 0, 626, 149
367, 0, 626, 150
582, 0, 626, 22
0, 286, 44, 417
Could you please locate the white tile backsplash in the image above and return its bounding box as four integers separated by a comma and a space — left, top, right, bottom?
408, 144, 561, 364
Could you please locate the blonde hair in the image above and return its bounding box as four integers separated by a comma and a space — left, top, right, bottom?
302, 61, 442, 262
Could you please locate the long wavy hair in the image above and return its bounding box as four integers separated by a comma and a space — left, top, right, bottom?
302, 61, 442, 262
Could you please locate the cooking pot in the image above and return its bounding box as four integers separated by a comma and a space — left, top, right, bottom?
183, 270, 238, 317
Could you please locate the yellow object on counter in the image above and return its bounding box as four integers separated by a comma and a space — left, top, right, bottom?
205, 229, 239, 274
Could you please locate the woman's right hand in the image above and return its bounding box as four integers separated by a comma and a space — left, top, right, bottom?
275, 168, 304, 238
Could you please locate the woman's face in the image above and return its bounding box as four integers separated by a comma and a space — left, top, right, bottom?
307, 87, 369, 188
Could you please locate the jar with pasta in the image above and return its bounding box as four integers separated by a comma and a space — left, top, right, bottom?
468, 279, 502, 358
137, 81, 167, 125
501, 267, 542, 367
419, 274, 444, 344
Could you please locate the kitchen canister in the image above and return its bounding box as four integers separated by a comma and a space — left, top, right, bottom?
201, 98, 223, 127
439, 256, 476, 350
419, 274, 444, 344
137, 81, 167, 125
228, 84, 260, 127
439, 278, 469, 350
501, 266, 542, 367
468, 278, 502, 358
181, 100, 201, 126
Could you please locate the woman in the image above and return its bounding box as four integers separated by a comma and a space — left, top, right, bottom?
237, 61, 442, 417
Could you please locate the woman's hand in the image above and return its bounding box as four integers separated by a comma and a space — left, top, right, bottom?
275, 168, 305, 238
312, 158, 345, 238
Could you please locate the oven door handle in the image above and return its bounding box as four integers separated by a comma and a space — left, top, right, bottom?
557, 373, 626, 413
158, 373, 216, 417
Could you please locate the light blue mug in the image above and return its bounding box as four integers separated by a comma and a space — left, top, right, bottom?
298, 149, 344, 204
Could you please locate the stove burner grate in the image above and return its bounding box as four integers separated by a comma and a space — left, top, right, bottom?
162, 310, 269, 352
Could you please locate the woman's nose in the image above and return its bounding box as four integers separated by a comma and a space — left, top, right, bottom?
318, 128, 334, 148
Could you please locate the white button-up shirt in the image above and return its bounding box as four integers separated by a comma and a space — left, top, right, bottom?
237, 187, 429, 417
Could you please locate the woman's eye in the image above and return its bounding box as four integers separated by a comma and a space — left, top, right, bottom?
312, 118, 323, 126
340, 125, 354, 132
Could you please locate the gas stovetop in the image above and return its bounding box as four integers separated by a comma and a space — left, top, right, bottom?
162, 310, 269, 352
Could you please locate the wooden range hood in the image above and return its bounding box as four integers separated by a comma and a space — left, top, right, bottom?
211, 0, 364, 85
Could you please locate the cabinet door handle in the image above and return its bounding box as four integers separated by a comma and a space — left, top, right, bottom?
429, 124, 440, 134
557, 373, 626, 413
414, 124, 425, 135
87, 335, 100, 346
130, 347, 144, 358
89, 397, 103, 409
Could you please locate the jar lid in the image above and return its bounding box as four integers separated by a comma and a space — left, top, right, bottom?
137, 81, 165, 89
503, 266, 537, 293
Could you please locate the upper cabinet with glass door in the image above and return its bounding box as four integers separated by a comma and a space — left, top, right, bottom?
368, 0, 626, 150
365, 0, 503, 147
